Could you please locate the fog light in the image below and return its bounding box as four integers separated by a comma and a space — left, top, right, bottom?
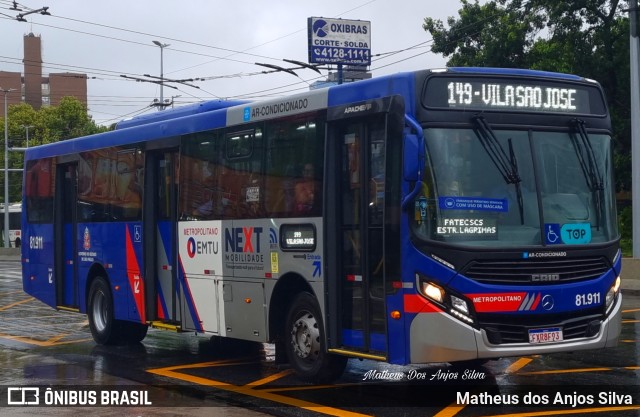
422, 282, 444, 303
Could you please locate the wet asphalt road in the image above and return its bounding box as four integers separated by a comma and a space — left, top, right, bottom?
0, 259, 638, 417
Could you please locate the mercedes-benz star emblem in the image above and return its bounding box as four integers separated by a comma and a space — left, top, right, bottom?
541, 295, 555, 311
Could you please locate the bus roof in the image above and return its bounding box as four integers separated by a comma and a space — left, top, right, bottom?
115, 99, 250, 130
447, 67, 585, 81
23, 67, 595, 161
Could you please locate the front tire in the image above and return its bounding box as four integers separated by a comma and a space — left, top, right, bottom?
285, 292, 347, 383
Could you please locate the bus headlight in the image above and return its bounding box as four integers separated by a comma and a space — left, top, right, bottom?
417, 275, 476, 326
605, 276, 621, 313
421, 282, 445, 303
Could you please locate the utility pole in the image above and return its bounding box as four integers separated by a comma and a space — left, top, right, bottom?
152, 41, 170, 111
631, 0, 640, 258
21, 125, 33, 148
1, 87, 16, 248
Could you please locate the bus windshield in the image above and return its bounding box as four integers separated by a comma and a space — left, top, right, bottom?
412, 127, 618, 247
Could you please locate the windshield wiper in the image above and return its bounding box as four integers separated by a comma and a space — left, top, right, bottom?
508, 139, 525, 225
570, 119, 604, 192
472, 116, 524, 224
472, 116, 521, 185
570, 118, 604, 229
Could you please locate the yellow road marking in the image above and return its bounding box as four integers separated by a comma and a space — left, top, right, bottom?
149, 358, 250, 372
478, 405, 640, 417
0, 297, 34, 311
0, 290, 29, 295
46, 333, 71, 344
433, 404, 467, 417
245, 369, 293, 387
622, 319, 640, 324
622, 308, 640, 313
519, 367, 611, 375
0, 332, 92, 346
506, 358, 533, 374
263, 382, 362, 393
148, 365, 373, 417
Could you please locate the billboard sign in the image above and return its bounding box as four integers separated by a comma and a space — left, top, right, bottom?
307, 17, 371, 66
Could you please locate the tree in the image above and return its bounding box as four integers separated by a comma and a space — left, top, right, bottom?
423, 0, 631, 191
0, 97, 109, 202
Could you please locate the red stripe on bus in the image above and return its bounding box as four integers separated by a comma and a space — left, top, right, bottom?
125, 227, 145, 323
156, 294, 165, 320
530, 293, 541, 310
403, 294, 442, 314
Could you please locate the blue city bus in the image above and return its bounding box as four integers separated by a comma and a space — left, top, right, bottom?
22, 67, 622, 382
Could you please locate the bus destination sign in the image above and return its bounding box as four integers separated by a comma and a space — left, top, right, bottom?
280, 223, 316, 251
424, 76, 606, 115
307, 17, 371, 66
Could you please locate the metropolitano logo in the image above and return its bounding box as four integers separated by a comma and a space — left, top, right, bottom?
7, 387, 40, 405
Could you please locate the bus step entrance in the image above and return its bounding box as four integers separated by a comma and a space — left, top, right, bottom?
328, 348, 386, 362
149, 321, 182, 332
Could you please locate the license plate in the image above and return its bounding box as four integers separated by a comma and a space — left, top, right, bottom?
528, 327, 563, 344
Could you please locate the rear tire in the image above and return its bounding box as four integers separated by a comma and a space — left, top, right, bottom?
121, 321, 148, 344
87, 278, 120, 345
284, 292, 347, 383
88, 278, 149, 345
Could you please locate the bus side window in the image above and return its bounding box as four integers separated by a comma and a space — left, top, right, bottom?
264, 114, 325, 218
25, 158, 55, 223
225, 127, 264, 219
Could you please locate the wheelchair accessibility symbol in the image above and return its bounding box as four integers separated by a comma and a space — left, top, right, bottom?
545, 223, 561, 245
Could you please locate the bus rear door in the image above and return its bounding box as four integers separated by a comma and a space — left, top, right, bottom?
144, 150, 182, 327
54, 163, 79, 309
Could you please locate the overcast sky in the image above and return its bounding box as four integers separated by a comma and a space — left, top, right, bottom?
1, 0, 467, 125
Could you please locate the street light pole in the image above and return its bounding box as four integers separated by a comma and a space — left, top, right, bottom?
1, 87, 16, 248
152, 40, 170, 111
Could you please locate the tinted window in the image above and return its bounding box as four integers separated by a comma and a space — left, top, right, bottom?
25, 158, 55, 223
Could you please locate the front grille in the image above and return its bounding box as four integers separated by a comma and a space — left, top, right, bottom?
478, 308, 604, 344
463, 256, 610, 285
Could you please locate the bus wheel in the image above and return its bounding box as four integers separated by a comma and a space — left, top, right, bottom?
87, 278, 120, 345
285, 292, 347, 383
121, 321, 148, 344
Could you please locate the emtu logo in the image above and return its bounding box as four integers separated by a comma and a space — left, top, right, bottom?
187, 237, 197, 258
186, 237, 219, 258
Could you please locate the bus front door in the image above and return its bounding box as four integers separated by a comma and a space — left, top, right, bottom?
327, 117, 388, 359
144, 150, 181, 326
55, 164, 79, 309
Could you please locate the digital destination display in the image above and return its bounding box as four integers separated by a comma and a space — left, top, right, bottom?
280, 223, 317, 251
424, 76, 606, 115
